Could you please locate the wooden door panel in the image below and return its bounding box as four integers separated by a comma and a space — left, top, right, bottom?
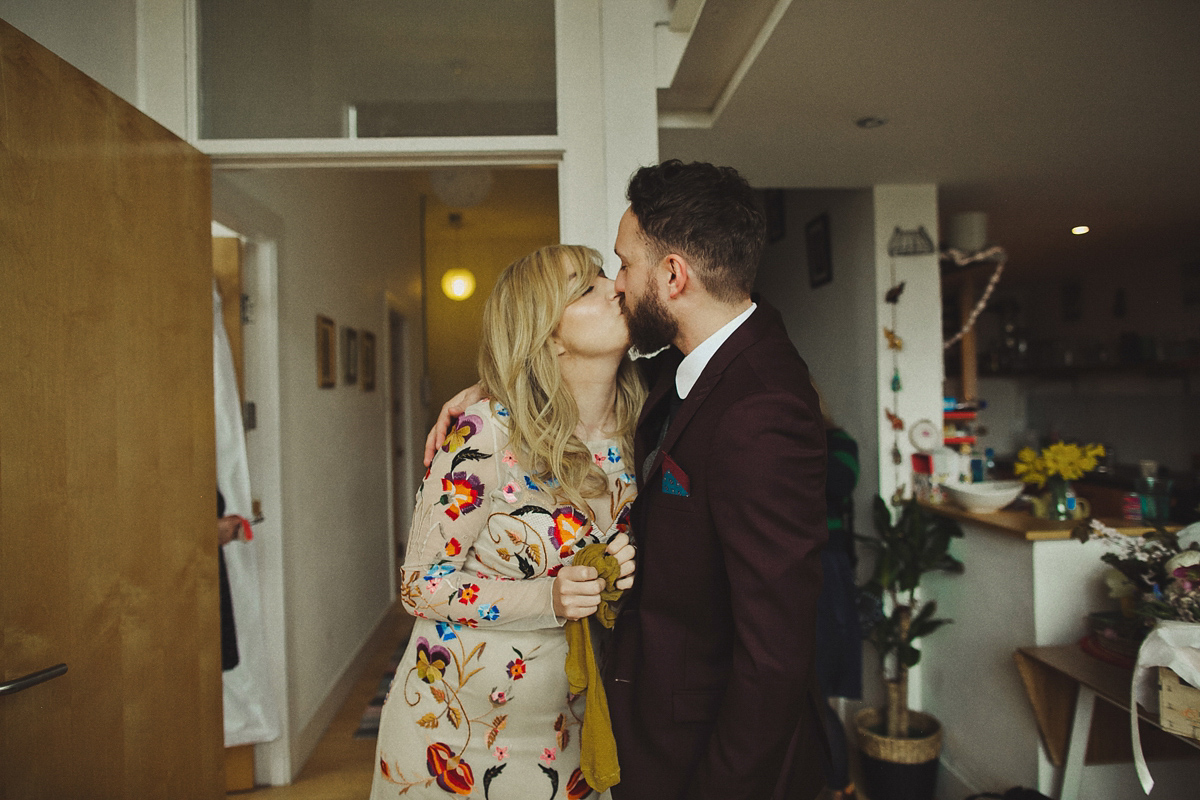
0, 19, 223, 798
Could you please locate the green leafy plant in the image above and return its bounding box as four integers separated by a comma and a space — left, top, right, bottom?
858, 496, 964, 737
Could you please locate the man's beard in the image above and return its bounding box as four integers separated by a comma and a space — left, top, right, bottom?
624, 282, 679, 355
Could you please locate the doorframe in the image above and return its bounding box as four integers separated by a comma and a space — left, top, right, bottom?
210, 175, 292, 786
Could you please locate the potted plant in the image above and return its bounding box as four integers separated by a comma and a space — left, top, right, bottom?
854, 496, 965, 800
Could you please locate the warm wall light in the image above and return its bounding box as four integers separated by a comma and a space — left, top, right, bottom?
1072, 226, 1090, 235
441, 268, 476, 301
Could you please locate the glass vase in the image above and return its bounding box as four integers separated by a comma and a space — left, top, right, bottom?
1046, 475, 1073, 520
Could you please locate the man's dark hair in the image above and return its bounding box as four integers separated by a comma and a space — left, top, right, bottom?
626, 159, 766, 303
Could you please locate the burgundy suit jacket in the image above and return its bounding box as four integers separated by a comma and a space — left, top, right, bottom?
605, 301, 830, 800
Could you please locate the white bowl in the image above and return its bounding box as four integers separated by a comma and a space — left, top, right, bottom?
943, 480, 1025, 513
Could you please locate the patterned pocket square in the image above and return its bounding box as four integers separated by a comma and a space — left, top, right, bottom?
661, 453, 690, 497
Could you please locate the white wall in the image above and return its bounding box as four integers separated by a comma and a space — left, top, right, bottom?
217, 169, 425, 777
0, 0, 138, 104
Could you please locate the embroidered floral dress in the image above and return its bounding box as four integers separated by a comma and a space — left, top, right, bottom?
371, 400, 636, 799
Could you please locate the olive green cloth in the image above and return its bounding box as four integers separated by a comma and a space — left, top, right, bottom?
563, 543, 624, 792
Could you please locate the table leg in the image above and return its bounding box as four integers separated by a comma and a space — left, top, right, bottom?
1059, 684, 1096, 800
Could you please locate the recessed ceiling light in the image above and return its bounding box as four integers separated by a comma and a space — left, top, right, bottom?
855, 117, 887, 129
1071, 226, 1090, 235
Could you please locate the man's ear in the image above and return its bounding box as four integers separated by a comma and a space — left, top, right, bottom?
663, 253, 691, 300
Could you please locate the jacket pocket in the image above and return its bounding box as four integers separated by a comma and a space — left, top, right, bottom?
672, 688, 723, 723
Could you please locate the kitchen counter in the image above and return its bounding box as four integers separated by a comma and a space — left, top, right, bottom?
919, 500, 1172, 541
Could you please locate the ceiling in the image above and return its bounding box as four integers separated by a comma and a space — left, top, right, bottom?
658, 0, 1200, 282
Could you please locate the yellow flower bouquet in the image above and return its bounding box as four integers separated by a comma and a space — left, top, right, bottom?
1014, 441, 1106, 488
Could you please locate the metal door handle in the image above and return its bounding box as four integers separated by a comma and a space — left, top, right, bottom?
0, 664, 68, 696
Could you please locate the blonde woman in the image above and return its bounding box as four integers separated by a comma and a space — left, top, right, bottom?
371, 245, 644, 799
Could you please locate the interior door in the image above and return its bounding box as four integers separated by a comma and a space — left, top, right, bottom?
0, 20, 224, 799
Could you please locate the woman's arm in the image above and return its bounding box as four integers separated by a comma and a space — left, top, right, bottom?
404, 410, 611, 628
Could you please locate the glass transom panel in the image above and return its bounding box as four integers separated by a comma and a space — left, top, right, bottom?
199, 0, 556, 139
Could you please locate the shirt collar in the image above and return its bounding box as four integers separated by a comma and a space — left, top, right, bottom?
675, 303, 756, 399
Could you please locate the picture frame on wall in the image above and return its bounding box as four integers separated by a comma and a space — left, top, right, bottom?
316, 315, 336, 388
806, 212, 832, 288
361, 331, 377, 392
343, 327, 359, 385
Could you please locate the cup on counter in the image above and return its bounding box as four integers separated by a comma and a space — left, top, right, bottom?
1137, 476, 1173, 523
1122, 492, 1143, 522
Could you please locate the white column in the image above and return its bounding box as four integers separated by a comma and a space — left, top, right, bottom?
556, 0, 660, 269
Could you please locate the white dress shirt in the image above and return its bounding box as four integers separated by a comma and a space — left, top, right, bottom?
674, 302, 757, 399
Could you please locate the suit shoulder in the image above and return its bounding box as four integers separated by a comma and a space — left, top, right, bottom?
731, 328, 813, 394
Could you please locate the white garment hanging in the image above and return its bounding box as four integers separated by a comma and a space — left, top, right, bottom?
214, 282, 281, 747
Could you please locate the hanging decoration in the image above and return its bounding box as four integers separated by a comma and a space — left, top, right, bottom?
887, 226, 936, 257
881, 228, 935, 505
941, 246, 1007, 350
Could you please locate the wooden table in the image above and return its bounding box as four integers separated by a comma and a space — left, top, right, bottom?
1014, 645, 1200, 799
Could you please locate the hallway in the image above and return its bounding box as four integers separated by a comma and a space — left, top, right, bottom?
232, 604, 413, 799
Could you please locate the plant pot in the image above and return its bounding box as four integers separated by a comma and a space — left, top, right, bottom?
854, 707, 942, 800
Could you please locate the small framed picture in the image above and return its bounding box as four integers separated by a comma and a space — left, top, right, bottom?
806, 212, 832, 288
361, 331, 377, 392
343, 327, 359, 385
316, 315, 336, 388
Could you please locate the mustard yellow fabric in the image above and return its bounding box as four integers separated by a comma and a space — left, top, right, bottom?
563, 543, 624, 792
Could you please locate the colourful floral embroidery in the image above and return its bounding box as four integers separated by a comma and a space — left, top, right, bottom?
435, 621, 461, 642
441, 414, 482, 454
379, 402, 629, 797
425, 564, 454, 580
415, 638, 451, 684
426, 742, 474, 795
440, 472, 484, 520
495, 404, 510, 417
566, 768, 594, 799
615, 504, 631, 535
549, 507, 588, 556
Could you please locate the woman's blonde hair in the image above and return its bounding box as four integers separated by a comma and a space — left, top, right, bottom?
478, 244, 646, 512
